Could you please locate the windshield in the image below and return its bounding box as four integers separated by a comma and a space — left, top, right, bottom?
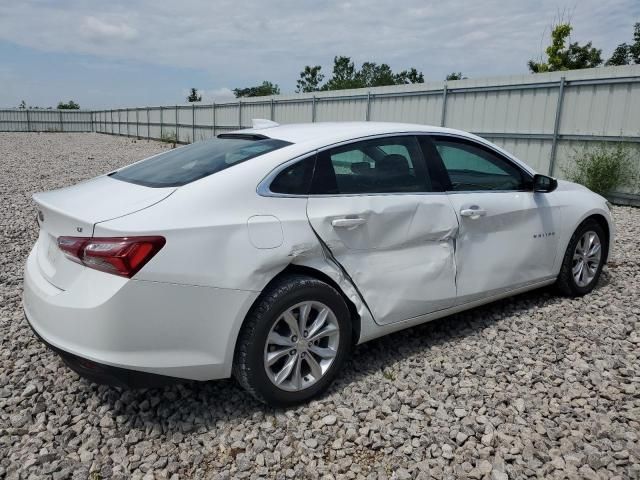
110, 136, 290, 187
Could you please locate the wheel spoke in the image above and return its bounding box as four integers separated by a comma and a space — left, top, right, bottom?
282, 311, 300, 338
267, 348, 292, 366
572, 260, 583, 275
305, 354, 323, 379
587, 243, 601, 258
306, 308, 329, 338
292, 356, 303, 389
268, 331, 294, 347
274, 354, 297, 385
579, 263, 586, 284
309, 344, 337, 359
308, 322, 338, 343
298, 303, 311, 333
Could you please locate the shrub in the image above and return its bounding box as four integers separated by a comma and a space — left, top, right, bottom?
160, 131, 177, 147
563, 143, 639, 196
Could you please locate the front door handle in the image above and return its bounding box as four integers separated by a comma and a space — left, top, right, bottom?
331, 217, 367, 228
460, 207, 486, 218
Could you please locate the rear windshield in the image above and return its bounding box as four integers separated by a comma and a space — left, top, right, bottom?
110, 136, 290, 187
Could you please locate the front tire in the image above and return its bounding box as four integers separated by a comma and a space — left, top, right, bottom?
556, 219, 607, 296
233, 274, 351, 406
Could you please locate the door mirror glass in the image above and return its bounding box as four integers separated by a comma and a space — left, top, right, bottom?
533, 174, 558, 192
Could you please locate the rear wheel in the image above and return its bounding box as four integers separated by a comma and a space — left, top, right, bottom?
556, 219, 607, 296
233, 275, 351, 406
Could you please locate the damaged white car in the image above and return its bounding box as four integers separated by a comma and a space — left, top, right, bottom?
23, 121, 613, 405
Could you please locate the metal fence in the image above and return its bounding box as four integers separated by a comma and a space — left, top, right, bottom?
0, 109, 93, 132
2, 65, 640, 202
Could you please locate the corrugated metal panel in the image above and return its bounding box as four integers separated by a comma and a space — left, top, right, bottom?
274, 100, 313, 124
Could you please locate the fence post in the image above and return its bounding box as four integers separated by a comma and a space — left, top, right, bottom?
59, 110, 64, 132
26, 109, 31, 132
126, 108, 130, 137
160, 106, 164, 139
312, 96, 316, 122
548, 76, 566, 176
440, 84, 448, 127
270, 98, 275, 121
238, 100, 242, 128
192, 103, 195, 142
366, 92, 371, 121
175, 105, 179, 143
147, 107, 150, 140
136, 109, 139, 138
212, 102, 216, 137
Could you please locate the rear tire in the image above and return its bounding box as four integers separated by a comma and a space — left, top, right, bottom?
233, 274, 351, 406
555, 219, 607, 297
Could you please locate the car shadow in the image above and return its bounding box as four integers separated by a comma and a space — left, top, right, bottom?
89, 274, 607, 430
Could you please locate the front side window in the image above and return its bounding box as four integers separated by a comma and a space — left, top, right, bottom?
433, 137, 528, 191
111, 136, 290, 188
311, 136, 430, 194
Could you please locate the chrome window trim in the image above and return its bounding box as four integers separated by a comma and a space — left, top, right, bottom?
257, 131, 537, 198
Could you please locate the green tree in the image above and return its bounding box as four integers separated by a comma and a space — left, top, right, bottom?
18, 100, 26, 109
57, 100, 80, 109
320, 56, 425, 90
187, 88, 202, 102
396, 68, 424, 84
606, 43, 631, 65
631, 22, 640, 63
233, 81, 280, 98
322, 56, 361, 90
445, 72, 467, 80
356, 62, 396, 87
528, 23, 602, 73
606, 22, 640, 65
296, 66, 325, 93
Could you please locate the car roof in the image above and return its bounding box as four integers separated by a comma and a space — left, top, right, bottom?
238, 121, 480, 147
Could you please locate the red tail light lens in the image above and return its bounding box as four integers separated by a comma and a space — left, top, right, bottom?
57, 236, 166, 278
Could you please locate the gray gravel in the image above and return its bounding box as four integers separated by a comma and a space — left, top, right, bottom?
1, 132, 639, 479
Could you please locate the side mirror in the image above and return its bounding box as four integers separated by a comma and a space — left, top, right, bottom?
533, 174, 558, 193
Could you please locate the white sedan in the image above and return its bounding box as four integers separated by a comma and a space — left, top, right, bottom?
23, 121, 613, 405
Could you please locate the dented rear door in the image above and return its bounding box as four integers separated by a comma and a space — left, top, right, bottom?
306, 135, 459, 325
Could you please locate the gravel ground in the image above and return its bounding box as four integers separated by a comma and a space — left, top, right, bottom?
1, 132, 639, 480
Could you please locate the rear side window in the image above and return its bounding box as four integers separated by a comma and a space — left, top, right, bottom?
311, 136, 430, 194
111, 136, 290, 187
270, 155, 316, 195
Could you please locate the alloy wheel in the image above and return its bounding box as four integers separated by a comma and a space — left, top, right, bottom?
572, 230, 602, 287
263, 301, 340, 392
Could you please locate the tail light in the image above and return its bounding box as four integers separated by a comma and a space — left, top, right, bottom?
57, 236, 166, 278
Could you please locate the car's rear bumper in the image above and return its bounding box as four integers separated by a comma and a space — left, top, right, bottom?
25, 314, 179, 388
22, 245, 259, 382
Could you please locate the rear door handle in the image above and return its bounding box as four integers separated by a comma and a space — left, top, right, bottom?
460, 207, 486, 218
331, 217, 367, 228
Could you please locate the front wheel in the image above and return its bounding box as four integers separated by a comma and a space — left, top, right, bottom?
233, 275, 351, 406
556, 219, 607, 296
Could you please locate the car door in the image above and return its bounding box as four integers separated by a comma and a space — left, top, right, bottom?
423, 135, 562, 304
306, 135, 459, 325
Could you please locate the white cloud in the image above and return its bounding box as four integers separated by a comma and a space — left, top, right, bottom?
81, 16, 138, 41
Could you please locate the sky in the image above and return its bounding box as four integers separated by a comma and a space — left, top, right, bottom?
0, 0, 638, 109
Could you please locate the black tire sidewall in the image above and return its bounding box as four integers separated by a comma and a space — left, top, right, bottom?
241, 279, 351, 406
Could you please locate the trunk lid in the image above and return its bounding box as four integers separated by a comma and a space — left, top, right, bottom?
33, 175, 175, 290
